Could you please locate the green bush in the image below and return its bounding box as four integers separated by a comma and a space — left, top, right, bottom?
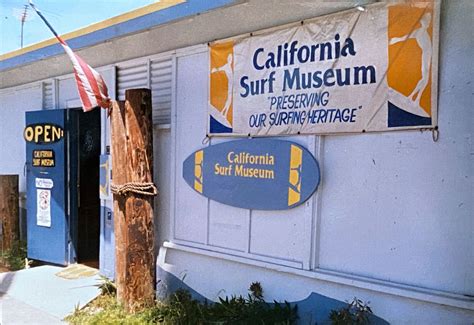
96, 275, 117, 297
66, 282, 298, 325
67, 280, 375, 325
66, 294, 151, 325
157, 284, 297, 324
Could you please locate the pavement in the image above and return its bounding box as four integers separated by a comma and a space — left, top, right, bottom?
0, 265, 101, 324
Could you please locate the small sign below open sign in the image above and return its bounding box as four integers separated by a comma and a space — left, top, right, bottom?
32, 150, 55, 167
35, 177, 54, 189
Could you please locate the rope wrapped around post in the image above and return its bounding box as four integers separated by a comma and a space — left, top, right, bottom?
111, 182, 158, 196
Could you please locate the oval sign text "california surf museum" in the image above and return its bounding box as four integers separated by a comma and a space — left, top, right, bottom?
182, 139, 320, 210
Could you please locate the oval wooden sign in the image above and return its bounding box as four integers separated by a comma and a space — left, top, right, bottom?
183, 139, 320, 210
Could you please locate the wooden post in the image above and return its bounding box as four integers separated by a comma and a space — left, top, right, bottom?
0, 175, 19, 251
110, 89, 155, 311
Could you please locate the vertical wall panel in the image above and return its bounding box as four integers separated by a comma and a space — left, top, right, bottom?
174, 52, 209, 244
154, 127, 172, 247
208, 200, 250, 252
249, 136, 315, 267
207, 137, 250, 252
318, 131, 473, 295
58, 77, 80, 108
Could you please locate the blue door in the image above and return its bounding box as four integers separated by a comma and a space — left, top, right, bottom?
25, 109, 71, 265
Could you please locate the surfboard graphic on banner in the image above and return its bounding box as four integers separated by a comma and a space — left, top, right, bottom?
208, 1, 439, 136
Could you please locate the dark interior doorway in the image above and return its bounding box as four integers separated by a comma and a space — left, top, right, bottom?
76, 108, 100, 267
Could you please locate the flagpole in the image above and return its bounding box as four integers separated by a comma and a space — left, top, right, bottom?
28, 0, 111, 112
28, 1, 61, 40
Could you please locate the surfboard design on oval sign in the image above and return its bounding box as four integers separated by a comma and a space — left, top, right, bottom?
182, 139, 320, 210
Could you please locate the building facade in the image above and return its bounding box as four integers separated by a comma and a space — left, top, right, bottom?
0, 0, 473, 323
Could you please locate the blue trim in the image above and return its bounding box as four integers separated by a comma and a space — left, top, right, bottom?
0, 0, 238, 71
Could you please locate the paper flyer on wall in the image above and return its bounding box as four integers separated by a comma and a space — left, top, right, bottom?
37, 189, 51, 227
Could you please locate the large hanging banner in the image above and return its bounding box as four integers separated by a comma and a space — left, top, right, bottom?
208, 1, 440, 136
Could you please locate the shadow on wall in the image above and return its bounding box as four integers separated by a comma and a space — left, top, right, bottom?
156, 266, 389, 324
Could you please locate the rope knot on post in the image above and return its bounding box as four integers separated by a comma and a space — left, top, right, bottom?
111, 182, 158, 196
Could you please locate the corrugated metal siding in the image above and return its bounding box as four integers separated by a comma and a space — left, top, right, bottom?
117, 55, 173, 125
117, 62, 148, 100
42, 81, 53, 109
151, 57, 173, 125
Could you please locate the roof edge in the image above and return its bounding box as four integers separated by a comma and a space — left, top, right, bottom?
0, 0, 185, 61
0, 0, 242, 72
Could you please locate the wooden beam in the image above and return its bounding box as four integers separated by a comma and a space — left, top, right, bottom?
0, 175, 19, 251
110, 89, 155, 311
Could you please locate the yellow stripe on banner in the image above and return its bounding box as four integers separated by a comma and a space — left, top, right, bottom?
194, 150, 204, 193
0, 0, 185, 61
288, 145, 302, 206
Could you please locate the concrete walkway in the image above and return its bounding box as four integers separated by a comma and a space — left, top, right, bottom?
0, 265, 100, 324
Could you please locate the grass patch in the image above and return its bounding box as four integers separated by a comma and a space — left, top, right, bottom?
66, 294, 157, 325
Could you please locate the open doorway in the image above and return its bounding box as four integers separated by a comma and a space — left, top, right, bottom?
76, 108, 100, 268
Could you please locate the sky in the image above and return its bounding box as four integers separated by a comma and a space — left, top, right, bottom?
0, 0, 158, 54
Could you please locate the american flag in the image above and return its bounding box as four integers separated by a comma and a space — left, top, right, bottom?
29, 1, 110, 112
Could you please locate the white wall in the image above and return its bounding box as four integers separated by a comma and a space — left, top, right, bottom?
316, 0, 474, 295
0, 85, 43, 239
0, 85, 42, 193
171, 46, 473, 296
165, 0, 474, 322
